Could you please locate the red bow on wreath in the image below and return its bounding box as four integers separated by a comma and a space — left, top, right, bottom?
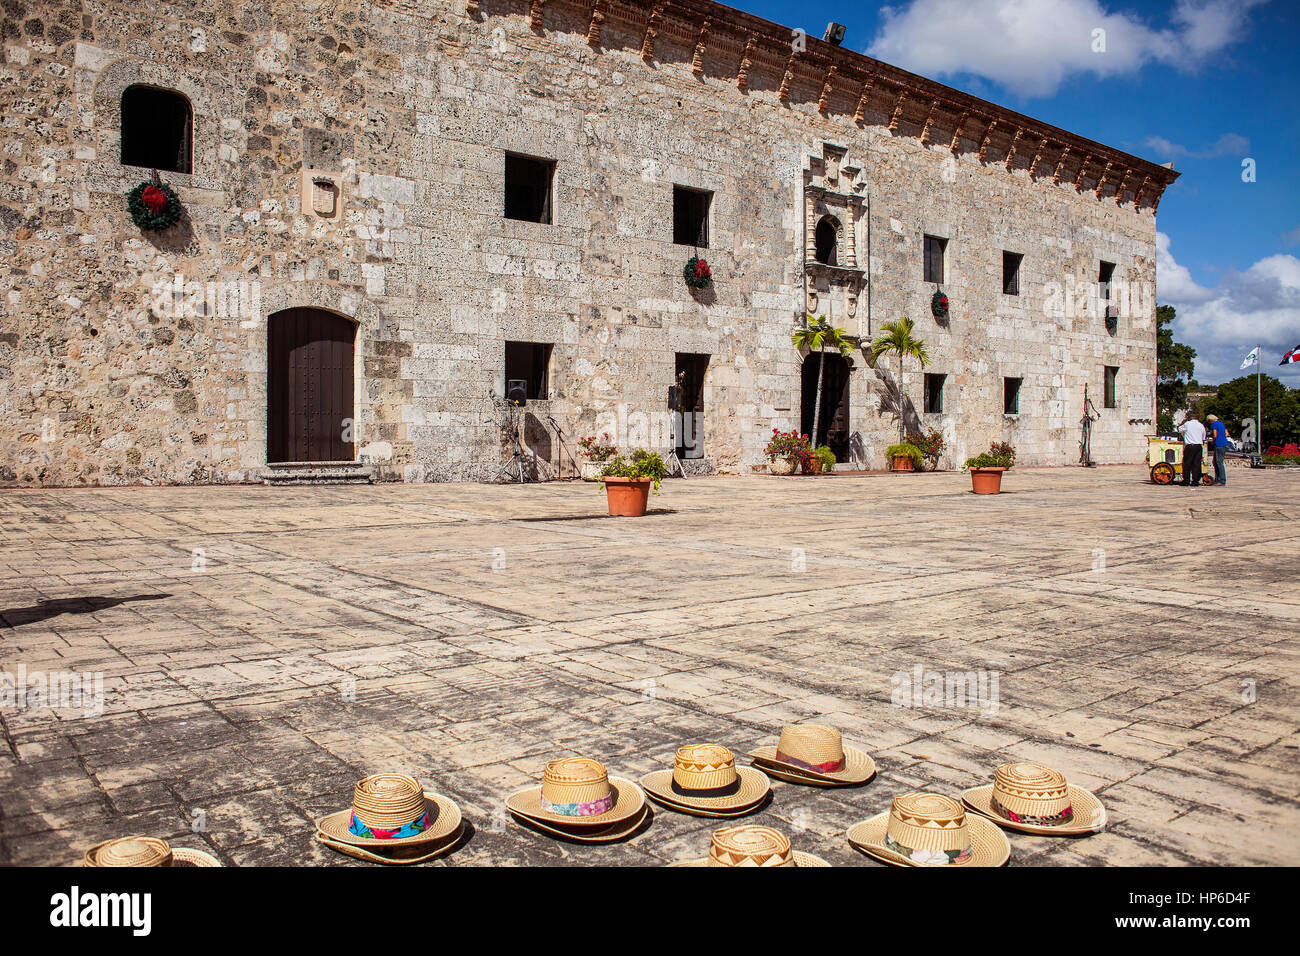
694, 259, 711, 280
141, 185, 170, 214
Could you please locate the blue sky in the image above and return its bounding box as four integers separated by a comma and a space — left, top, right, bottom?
731, 0, 1300, 385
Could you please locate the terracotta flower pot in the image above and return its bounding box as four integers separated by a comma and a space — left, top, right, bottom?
802, 457, 823, 475
969, 467, 1005, 494
768, 456, 798, 476
603, 476, 653, 516
891, 455, 915, 472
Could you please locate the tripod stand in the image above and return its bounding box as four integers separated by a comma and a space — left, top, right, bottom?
488, 396, 531, 483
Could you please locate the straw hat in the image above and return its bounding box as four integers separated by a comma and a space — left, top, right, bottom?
505, 757, 645, 827
641, 744, 770, 816
83, 836, 220, 868
848, 792, 1010, 867
315, 773, 462, 850
749, 724, 875, 784
672, 826, 829, 867
962, 763, 1107, 836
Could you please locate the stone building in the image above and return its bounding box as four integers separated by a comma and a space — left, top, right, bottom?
0, 0, 1177, 486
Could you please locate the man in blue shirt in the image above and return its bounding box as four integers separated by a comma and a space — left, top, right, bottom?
1207, 414, 1229, 485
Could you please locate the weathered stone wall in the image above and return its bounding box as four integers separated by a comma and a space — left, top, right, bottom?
0, 0, 1165, 486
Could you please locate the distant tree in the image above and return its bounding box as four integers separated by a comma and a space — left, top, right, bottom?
1202, 374, 1300, 448
1156, 304, 1196, 433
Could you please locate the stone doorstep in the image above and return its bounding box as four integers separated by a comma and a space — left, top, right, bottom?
259, 462, 374, 485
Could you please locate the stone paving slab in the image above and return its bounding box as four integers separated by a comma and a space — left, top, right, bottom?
1, 466, 1297, 866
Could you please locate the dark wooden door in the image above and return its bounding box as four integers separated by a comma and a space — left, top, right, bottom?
801, 353, 850, 461
674, 353, 709, 459
267, 308, 355, 463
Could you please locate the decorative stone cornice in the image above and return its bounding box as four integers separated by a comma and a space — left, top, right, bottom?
505, 0, 1179, 210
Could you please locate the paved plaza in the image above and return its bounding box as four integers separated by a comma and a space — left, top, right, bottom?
1, 466, 1297, 866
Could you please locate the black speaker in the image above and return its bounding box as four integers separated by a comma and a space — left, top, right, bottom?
823, 22, 846, 45
667, 385, 681, 411
507, 379, 528, 406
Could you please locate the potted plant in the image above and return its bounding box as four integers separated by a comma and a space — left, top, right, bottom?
812, 445, 836, 475
599, 448, 667, 516
887, 441, 923, 472
964, 441, 1017, 494
908, 428, 945, 471
577, 433, 617, 481
870, 317, 931, 444
765, 428, 811, 476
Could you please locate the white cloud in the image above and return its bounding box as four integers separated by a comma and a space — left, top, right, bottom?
1141, 132, 1250, 161
1158, 232, 1300, 384
868, 0, 1266, 98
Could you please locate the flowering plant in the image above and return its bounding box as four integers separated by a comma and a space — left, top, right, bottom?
907, 428, 945, 470
964, 441, 1017, 470
126, 173, 183, 232
600, 448, 668, 494
578, 433, 617, 463
765, 427, 812, 466
683, 255, 712, 289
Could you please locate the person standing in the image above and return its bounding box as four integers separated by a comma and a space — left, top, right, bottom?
1207, 414, 1229, 485
1176, 415, 1206, 487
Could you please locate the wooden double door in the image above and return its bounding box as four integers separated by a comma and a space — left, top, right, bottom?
267, 308, 355, 463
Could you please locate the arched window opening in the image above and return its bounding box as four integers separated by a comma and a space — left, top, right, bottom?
121, 85, 192, 174
814, 217, 839, 266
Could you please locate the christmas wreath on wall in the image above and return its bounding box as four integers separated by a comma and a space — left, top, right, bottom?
127, 171, 183, 232
683, 254, 712, 290
931, 289, 950, 319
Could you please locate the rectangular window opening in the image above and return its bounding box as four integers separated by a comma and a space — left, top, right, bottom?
1002, 251, 1023, 296
673, 185, 711, 248
924, 373, 946, 414
1004, 376, 1022, 415
923, 235, 947, 284
1104, 365, 1119, 409
504, 152, 554, 224
504, 341, 553, 403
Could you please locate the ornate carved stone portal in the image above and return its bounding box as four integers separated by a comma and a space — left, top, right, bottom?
802, 143, 866, 330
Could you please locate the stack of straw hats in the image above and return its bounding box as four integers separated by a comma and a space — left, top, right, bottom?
641, 744, 770, 817
848, 792, 1011, 867
962, 763, 1107, 835
506, 756, 647, 842
315, 772, 463, 864
83, 836, 221, 868
672, 825, 829, 867
749, 724, 875, 786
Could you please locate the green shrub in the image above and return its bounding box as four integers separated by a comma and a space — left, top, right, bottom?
886, 442, 923, 465
815, 445, 836, 469
964, 441, 1017, 470
600, 448, 668, 494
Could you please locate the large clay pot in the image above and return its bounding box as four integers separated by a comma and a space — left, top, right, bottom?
891, 455, 915, 472
802, 457, 823, 475
768, 456, 798, 476
969, 467, 1005, 494
580, 461, 604, 482
603, 476, 653, 516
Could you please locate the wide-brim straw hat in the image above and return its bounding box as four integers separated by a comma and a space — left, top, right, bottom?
749, 724, 875, 784
506, 756, 645, 827
315, 773, 462, 849
848, 792, 1010, 867
642, 743, 771, 814
672, 825, 830, 867
962, 763, 1107, 836
83, 836, 221, 868
315, 831, 462, 865
512, 803, 651, 843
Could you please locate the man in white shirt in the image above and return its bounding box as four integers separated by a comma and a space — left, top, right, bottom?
1176, 415, 1207, 487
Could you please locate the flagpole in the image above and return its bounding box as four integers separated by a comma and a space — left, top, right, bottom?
1257, 344, 1262, 453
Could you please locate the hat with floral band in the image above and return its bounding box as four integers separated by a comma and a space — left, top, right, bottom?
505, 756, 645, 828
315, 772, 462, 854
961, 763, 1106, 836
641, 744, 770, 816
671, 825, 829, 867
83, 836, 220, 868
749, 724, 875, 785
848, 792, 1010, 867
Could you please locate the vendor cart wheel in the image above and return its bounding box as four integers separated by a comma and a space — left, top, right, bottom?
1151, 463, 1175, 484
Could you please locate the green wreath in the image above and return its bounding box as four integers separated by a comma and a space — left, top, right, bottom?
683, 255, 712, 289
931, 289, 950, 319
126, 180, 183, 232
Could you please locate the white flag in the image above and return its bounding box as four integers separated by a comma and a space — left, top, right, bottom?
1240, 346, 1259, 369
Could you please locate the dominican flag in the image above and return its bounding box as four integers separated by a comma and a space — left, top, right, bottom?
1240, 346, 1259, 369
1282, 344, 1300, 366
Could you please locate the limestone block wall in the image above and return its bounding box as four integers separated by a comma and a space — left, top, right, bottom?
0, 0, 1168, 486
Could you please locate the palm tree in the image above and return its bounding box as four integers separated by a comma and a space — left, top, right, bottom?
792, 314, 856, 449
870, 317, 931, 443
